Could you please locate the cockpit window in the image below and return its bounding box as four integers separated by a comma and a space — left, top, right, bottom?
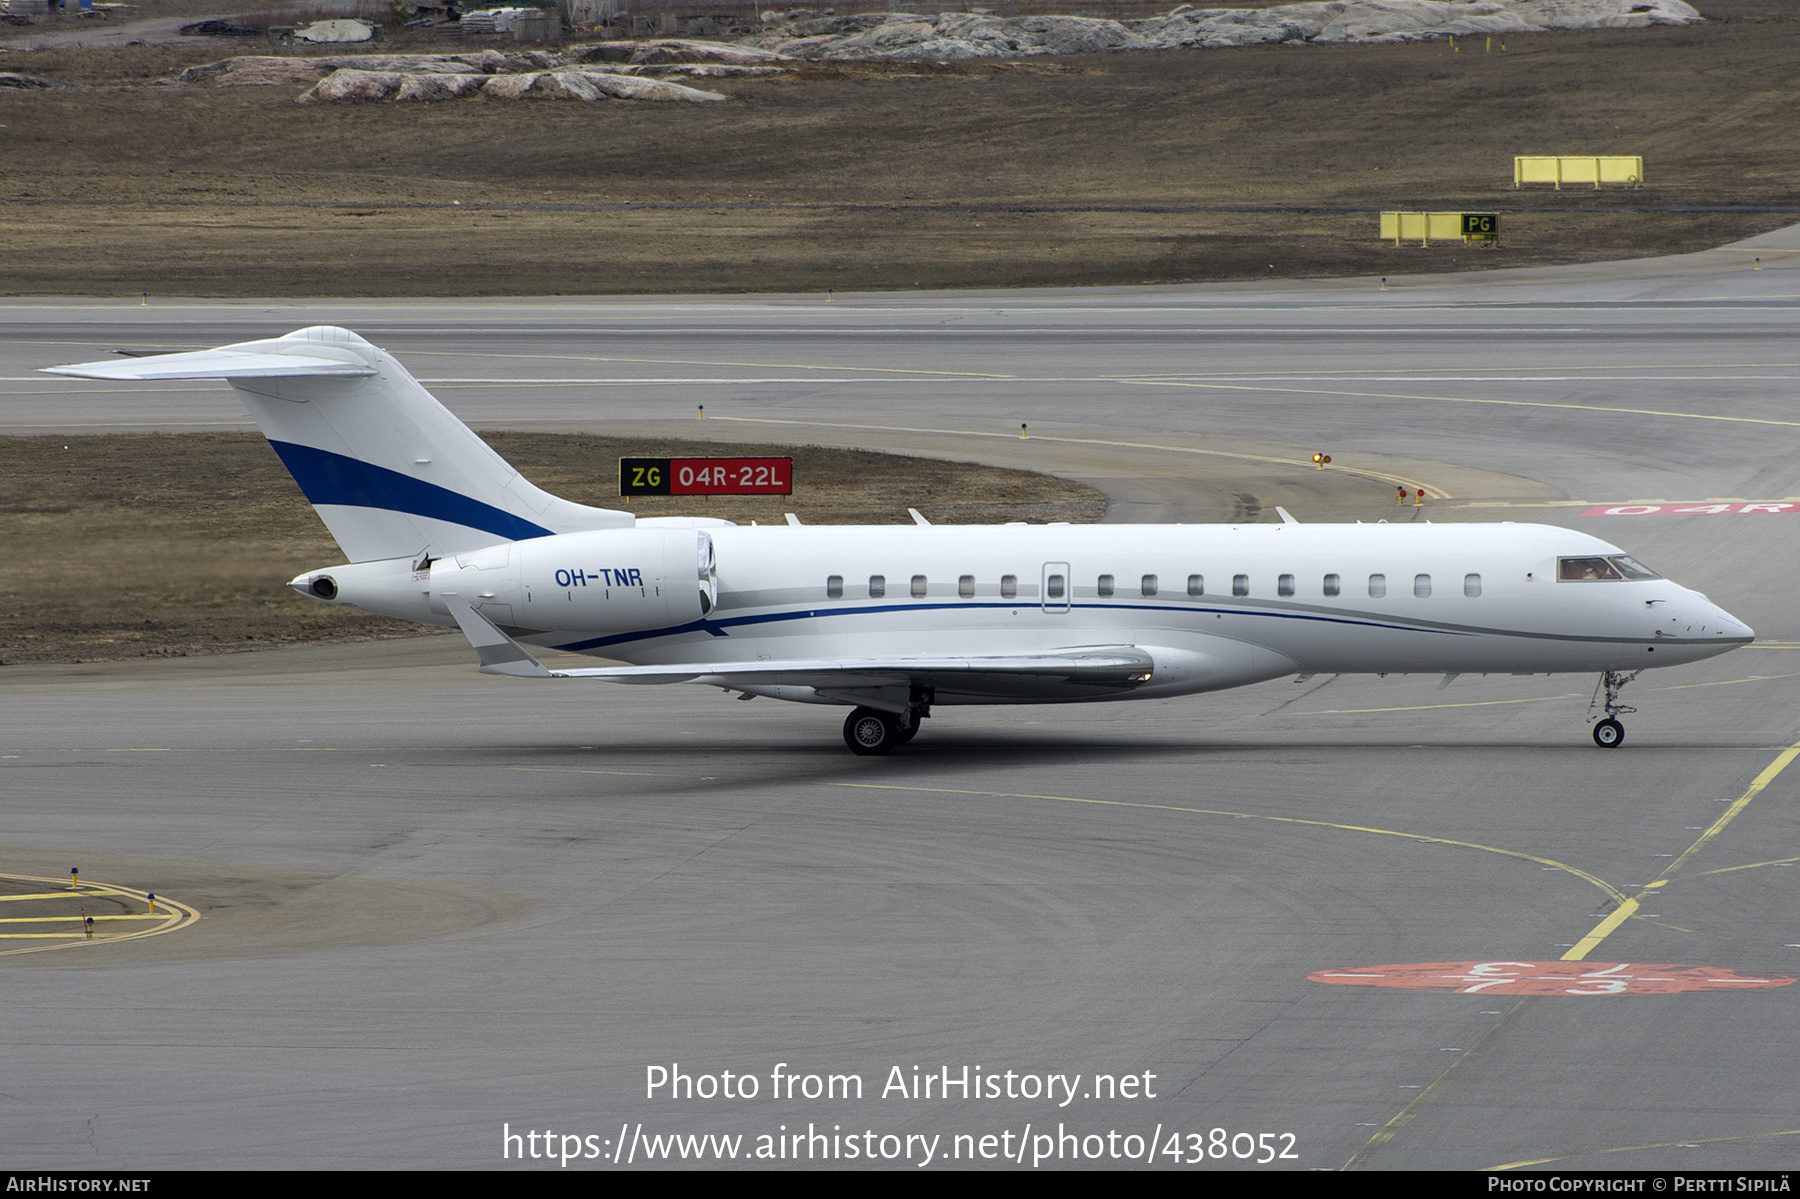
1559, 556, 1660, 581
1560, 557, 1620, 581
1608, 555, 1660, 580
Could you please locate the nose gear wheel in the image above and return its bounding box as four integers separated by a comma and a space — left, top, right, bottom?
1587, 670, 1640, 749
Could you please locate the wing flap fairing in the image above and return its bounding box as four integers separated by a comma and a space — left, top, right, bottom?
440, 596, 1154, 690
556, 651, 1155, 688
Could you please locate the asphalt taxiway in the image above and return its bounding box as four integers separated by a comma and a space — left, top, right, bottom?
3, 231, 1799, 1170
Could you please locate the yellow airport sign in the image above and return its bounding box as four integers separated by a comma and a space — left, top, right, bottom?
1380, 212, 1499, 247
1515, 155, 1643, 189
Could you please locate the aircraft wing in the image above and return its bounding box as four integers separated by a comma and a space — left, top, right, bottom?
42, 348, 376, 380
440, 594, 1155, 689
553, 652, 1156, 688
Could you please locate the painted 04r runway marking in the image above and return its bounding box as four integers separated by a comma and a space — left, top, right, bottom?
1309, 961, 1792, 996
1583, 502, 1800, 515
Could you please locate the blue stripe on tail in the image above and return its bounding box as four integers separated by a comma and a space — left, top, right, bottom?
269, 441, 554, 543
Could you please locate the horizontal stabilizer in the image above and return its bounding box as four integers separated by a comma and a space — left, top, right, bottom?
42, 349, 376, 381
43, 325, 637, 563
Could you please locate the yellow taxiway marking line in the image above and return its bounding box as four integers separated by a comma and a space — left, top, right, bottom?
1345, 741, 1800, 1169
711, 415, 1447, 497
1649, 670, 1800, 693
828, 782, 1628, 904
402, 349, 1018, 380
1659, 740, 1800, 880
824, 781, 1727, 1171
1489, 1128, 1800, 1171
1296, 672, 1800, 718
1344, 997, 1534, 1172
1295, 695, 1579, 716
1121, 378, 1800, 431
1561, 738, 1800, 962
0, 914, 173, 923
0, 872, 199, 959
1683, 855, 1800, 879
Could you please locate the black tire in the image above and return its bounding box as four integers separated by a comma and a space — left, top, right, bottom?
895, 721, 919, 745
1593, 719, 1624, 748
843, 707, 897, 756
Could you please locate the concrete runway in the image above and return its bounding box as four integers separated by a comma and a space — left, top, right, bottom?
4, 231, 1800, 1170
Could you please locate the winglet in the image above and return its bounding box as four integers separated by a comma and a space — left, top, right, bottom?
441, 593, 552, 678
1276, 507, 1300, 525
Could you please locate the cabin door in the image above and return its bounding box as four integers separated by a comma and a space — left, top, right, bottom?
1041, 562, 1070, 614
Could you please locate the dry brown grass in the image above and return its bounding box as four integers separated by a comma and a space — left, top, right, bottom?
0, 432, 1104, 664
0, 1, 1796, 295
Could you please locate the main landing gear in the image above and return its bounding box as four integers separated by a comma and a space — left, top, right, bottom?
1588, 669, 1640, 749
842, 701, 928, 756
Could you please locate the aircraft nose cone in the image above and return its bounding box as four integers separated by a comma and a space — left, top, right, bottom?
1711, 604, 1753, 643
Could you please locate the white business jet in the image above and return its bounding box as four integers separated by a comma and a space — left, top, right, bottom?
47, 326, 1752, 754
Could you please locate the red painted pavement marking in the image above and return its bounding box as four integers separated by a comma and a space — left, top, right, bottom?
1308, 961, 1794, 996
1582, 503, 1799, 516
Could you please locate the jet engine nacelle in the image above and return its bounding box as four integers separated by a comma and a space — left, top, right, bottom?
293, 528, 717, 635
431, 528, 716, 634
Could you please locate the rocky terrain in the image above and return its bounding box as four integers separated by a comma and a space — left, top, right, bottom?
744, 0, 1702, 59
169, 42, 795, 101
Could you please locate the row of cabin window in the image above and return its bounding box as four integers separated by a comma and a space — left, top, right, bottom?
824, 574, 1016, 600
1317, 573, 1484, 598
823, 573, 1485, 599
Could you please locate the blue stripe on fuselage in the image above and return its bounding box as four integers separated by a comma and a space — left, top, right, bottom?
549, 600, 1471, 654
269, 441, 554, 543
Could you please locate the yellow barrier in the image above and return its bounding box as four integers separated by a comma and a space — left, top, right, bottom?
1380, 212, 1498, 247
1514, 155, 1643, 189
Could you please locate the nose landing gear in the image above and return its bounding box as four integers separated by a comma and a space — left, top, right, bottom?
1588, 669, 1640, 749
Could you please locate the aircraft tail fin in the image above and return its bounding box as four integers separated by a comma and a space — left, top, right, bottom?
44, 326, 634, 563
